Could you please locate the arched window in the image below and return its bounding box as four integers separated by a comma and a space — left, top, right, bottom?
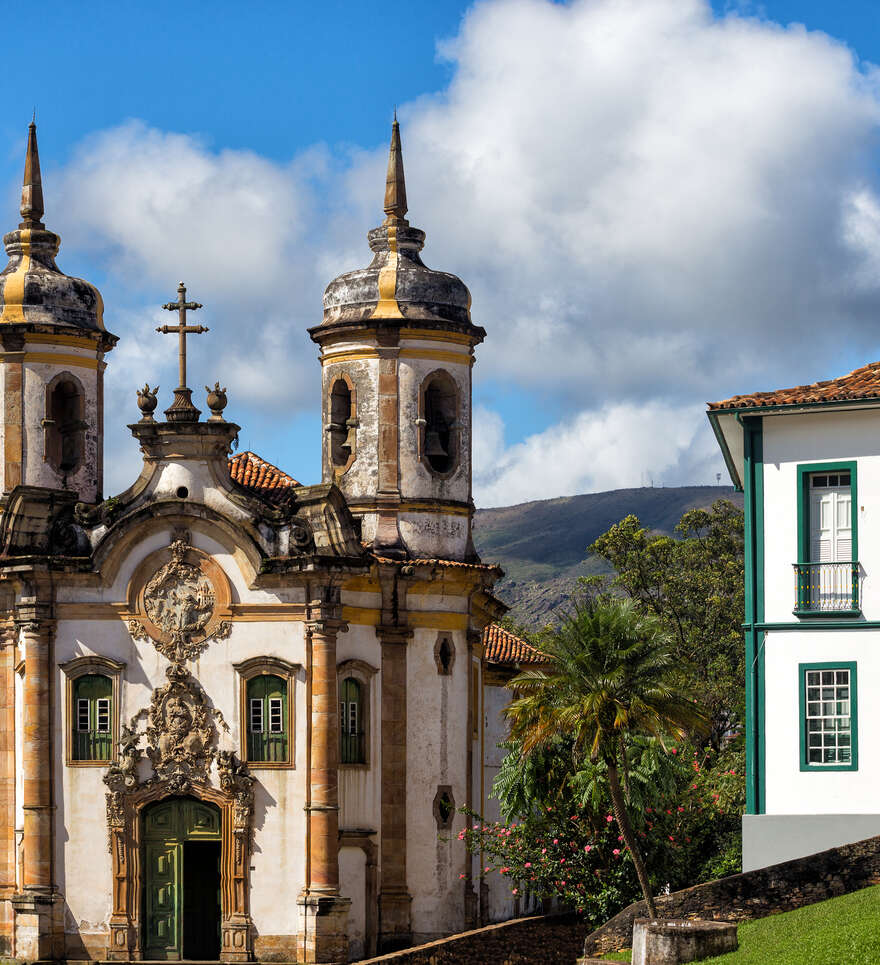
246, 674, 288, 763
45, 375, 85, 475
340, 677, 365, 764
328, 375, 357, 470
72, 674, 112, 762
421, 371, 458, 475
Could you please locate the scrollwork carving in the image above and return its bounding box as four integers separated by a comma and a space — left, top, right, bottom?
127, 620, 148, 642
145, 662, 217, 793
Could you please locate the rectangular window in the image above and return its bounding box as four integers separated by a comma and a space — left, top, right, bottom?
795, 462, 859, 614
77, 698, 90, 733
249, 698, 263, 734
800, 662, 858, 771
268, 697, 283, 734
96, 698, 111, 733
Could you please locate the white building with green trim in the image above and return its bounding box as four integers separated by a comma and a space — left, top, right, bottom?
709, 361, 880, 872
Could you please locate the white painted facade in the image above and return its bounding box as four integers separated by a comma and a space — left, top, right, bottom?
712, 400, 880, 872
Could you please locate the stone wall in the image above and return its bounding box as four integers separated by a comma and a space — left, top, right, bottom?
358, 913, 585, 964
359, 832, 880, 964
583, 832, 880, 957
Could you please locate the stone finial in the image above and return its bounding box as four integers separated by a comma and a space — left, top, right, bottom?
20, 120, 45, 229
205, 382, 227, 421
383, 114, 408, 226
136, 384, 159, 422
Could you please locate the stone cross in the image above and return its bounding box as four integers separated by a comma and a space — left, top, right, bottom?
158, 282, 209, 390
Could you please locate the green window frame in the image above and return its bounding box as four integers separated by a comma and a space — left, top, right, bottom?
72, 674, 113, 762
339, 677, 365, 765
795, 461, 859, 616
246, 674, 288, 763
799, 661, 858, 772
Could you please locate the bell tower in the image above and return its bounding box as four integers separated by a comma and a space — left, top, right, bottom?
310, 118, 486, 560
0, 122, 116, 502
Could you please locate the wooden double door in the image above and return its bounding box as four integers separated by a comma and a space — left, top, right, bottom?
143, 797, 222, 961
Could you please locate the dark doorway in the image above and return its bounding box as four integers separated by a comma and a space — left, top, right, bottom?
182, 841, 221, 960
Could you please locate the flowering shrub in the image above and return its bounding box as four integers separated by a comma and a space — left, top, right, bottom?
461, 745, 744, 927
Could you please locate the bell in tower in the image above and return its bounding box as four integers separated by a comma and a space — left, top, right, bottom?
0, 121, 117, 502
310, 117, 485, 561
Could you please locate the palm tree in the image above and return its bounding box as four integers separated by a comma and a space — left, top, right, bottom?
505, 596, 708, 919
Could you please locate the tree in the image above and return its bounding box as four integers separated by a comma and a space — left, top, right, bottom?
587, 499, 744, 750
505, 597, 707, 918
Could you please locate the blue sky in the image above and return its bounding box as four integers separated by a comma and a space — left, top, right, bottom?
2, 0, 880, 504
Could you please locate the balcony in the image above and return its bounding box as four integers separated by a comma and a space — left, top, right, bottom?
793, 562, 861, 616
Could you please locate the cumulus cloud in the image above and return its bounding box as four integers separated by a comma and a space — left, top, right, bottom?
35, 0, 880, 502
472, 402, 719, 506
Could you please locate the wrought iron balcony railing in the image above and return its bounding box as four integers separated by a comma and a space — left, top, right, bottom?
793, 562, 860, 613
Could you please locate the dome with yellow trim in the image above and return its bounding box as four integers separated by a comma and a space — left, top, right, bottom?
315, 119, 483, 340
0, 122, 107, 333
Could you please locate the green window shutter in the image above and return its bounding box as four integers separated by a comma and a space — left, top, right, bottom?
72, 674, 112, 761
339, 677, 365, 764
246, 675, 287, 763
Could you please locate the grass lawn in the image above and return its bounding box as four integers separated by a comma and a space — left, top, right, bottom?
599, 950, 632, 961
698, 884, 880, 964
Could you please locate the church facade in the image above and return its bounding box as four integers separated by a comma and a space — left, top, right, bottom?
0, 120, 510, 964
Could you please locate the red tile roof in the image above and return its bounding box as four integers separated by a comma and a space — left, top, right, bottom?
372, 554, 503, 573
228, 451, 300, 502
482, 624, 545, 665
708, 361, 880, 411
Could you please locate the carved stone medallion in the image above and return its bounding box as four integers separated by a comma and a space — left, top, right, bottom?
129, 530, 232, 663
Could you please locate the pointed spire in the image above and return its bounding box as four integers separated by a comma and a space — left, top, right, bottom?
20, 119, 44, 229
383, 113, 408, 226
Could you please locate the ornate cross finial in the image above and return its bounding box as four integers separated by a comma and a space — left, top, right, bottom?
157, 282, 209, 422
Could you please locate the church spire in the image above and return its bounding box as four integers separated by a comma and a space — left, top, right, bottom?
20, 119, 45, 230
383, 113, 408, 226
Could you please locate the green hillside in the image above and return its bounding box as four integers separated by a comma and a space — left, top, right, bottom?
472, 485, 742, 628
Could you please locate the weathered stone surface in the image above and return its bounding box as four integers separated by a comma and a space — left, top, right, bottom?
631, 918, 737, 965
583, 832, 880, 957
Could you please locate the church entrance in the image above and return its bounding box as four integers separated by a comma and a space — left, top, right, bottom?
143, 797, 222, 961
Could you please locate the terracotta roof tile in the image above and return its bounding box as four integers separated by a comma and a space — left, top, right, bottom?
708, 361, 880, 411
371, 554, 503, 573
228, 451, 300, 503
482, 624, 545, 665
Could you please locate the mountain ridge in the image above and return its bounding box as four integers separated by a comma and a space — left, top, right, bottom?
472, 484, 743, 628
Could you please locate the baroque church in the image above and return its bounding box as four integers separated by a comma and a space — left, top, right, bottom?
0, 119, 544, 964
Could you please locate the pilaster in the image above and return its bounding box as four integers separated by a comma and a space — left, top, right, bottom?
376, 624, 412, 952
374, 330, 404, 555
299, 588, 350, 964
14, 599, 59, 962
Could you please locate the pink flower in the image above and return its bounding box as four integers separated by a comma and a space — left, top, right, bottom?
525, 862, 532, 868
541, 848, 547, 854
553, 839, 558, 845
512, 888, 518, 895
459, 873, 466, 879
613, 848, 620, 855
560, 880, 566, 886
484, 866, 490, 873
584, 845, 591, 853
606, 815, 613, 823
671, 748, 677, 755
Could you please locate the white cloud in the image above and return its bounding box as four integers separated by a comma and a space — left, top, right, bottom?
33, 0, 880, 501
473, 401, 718, 506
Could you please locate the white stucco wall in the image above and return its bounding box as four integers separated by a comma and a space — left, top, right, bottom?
51, 526, 309, 942
406, 625, 470, 941
763, 409, 880, 622
759, 408, 880, 818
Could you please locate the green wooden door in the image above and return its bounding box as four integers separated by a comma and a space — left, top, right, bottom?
145, 841, 180, 959
143, 798, 221, 960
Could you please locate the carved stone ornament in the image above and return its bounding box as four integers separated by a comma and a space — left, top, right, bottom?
131, 530, 233, 664
145, 662, 219, 792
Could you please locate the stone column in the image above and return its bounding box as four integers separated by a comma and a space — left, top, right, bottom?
377, 625, 412, 952
19, 617, 52, 895
298, 590, 350, 965
12, 608, 59, 962
1, 333, 25, 493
